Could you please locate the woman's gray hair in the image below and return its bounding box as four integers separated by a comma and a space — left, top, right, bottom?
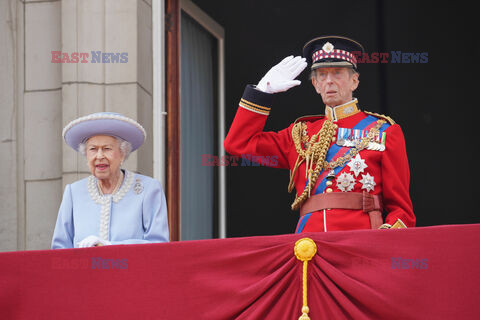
78, 136, 133, 161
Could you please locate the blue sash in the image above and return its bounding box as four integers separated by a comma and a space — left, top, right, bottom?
295, 115, 390, 233
314, 115, 389, 194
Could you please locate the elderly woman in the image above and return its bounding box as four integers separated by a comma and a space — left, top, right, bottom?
51, 112, 169, 248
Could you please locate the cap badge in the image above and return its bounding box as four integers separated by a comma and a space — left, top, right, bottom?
322, 42, 334, 53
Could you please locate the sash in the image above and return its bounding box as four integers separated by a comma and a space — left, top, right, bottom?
295, 115, 390, 233
314, 115, 389, 194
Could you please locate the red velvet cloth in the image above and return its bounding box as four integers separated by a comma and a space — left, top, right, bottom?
1, 224, 479, 319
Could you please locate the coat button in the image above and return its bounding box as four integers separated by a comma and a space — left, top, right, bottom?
326, 181, 333, 187
326, 188, 333, 193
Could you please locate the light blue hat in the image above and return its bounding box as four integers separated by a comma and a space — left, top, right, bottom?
62, 112, 146, 152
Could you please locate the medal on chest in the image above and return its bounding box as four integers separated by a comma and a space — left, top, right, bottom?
347, 154, 367, 177
336, 127, 387, 151
336, 172, 356, 192
359, 172, 376, 192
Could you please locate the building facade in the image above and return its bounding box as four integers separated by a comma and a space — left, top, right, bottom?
1, 0, 476, 251
1, 0, 164, 251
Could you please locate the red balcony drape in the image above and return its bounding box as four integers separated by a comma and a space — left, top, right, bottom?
1, 224, 479, 319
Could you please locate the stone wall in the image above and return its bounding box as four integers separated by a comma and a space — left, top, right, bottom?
0, 0, 154, 251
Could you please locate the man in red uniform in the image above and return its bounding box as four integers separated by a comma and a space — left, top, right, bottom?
224, 36, 415, 232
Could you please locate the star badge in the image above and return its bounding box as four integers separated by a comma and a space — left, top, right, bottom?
336, 172, 356, 192
322, 42, 334, 53
359, 173, 376, 192
347, 154, 368, 177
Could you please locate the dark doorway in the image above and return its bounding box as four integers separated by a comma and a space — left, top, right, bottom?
189, 0, 477, 237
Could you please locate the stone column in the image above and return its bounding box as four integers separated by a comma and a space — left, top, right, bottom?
0, 0, 19, 252
61, 0, 154, 188
23, 0, 63, 250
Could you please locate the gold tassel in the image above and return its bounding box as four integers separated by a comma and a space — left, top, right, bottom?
294, 238, 317, 320
289, 155, 304, 193
305, 153, 310, 179
307, 170, 313, 198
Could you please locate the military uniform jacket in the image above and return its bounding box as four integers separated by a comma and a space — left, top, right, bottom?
224, 85, 415, 232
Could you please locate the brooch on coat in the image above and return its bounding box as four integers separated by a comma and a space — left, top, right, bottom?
133, 178, 144, 194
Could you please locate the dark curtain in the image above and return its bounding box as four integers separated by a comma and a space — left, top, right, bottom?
180, 12, 216, 240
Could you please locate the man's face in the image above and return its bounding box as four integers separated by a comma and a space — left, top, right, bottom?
311, 67, 359, 107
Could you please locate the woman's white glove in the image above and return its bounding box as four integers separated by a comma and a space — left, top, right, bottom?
77, 235, 111, 248
256, 55, 307, 94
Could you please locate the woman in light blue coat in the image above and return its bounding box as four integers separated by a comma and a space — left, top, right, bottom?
52, 112, 169, 248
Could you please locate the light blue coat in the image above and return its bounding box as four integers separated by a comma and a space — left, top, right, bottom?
52, 170, 169, 248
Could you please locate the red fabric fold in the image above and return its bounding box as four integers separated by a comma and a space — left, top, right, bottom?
1, 224, 479, 319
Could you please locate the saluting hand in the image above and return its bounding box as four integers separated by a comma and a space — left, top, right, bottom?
256, 55, 307, 94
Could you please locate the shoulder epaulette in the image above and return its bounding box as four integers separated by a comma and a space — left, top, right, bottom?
293, 114, 325, 125
364, 111, 396, 125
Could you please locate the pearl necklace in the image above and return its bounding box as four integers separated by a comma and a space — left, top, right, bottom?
98, 171, 124, 196
87, 170, 135, 240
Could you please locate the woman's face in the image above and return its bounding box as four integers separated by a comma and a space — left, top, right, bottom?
85, 135, 124, 181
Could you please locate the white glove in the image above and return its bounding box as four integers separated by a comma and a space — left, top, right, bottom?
256, 55, 307, 94
77, 235, 111, 248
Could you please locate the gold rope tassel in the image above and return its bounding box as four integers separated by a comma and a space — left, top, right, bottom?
294, 238, 317, 320
289, 155, 304, 193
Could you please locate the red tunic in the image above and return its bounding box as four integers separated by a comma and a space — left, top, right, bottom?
225, 85, 415, 232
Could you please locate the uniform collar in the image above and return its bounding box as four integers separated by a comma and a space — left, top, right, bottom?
325, 98, 360, 122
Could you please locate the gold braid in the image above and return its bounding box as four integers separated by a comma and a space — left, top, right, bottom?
290, 119, 386, 210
